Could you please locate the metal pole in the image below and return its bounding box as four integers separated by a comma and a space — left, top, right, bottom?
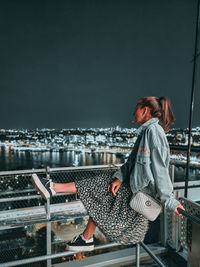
45, 166, 51, 267
160, 208, 168, 247
177, 208, 200, 225
175, 191, 181, 252
2, 242, 121, 267
46, 221, 52, 267
45, 166, 51, 220
140, 242, 165, 267
185, 0, 200, 198
136, 243, 140, 267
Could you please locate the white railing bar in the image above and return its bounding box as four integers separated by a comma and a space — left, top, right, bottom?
0, 195, 41, 202
0, 164, 121, 176
0, 188, 36, 196
2, 242, 121, 267
0, 192, 74, 203
0, 160, 199, 177
0, 169, 46, 176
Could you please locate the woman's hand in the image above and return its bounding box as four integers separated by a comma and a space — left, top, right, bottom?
174, 202, 185, 216
107, 179, 122, 196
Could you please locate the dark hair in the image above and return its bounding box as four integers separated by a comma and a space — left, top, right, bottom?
137, 96, 175, 133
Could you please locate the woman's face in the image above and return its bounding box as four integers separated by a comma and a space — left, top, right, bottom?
134, 104, 151, 124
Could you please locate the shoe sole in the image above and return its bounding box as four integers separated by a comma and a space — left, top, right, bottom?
66, 245, 94, 252
31, 174, 50, 200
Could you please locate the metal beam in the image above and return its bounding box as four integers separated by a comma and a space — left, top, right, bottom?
185, 0, 200, 198
140, 242, 166, 267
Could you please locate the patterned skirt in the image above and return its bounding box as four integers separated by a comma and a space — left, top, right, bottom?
75, 173, 149, 245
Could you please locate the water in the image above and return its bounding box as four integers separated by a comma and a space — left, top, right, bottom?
0, 146, 124, 171
1, 146, 200, 182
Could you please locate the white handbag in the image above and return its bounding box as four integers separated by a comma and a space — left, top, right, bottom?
130, 191, 162, 221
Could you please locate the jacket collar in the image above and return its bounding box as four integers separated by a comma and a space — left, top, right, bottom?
135, 117, 159, 135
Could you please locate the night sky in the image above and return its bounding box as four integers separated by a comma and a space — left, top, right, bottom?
1, 0, 200, 129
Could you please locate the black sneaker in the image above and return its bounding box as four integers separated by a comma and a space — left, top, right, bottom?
66, 235, 94, 252
31, 174, 56, 200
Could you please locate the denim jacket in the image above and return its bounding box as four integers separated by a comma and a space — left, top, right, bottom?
113, 118, 178, 211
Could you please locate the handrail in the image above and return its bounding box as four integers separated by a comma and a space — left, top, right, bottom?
0, 164, 121, 176
1, 242, 121, 267
0, 158, 200, 177
177, 208, 200, 225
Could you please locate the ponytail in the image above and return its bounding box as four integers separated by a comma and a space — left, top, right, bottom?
138, 96, 175, 133
159, 97, 175, 133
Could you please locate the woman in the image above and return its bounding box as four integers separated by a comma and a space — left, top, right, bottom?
31, 96, 184, 252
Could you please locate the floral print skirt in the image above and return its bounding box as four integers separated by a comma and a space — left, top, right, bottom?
75, 173, 149, 244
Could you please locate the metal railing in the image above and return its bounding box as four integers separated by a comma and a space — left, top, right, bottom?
0, 165, 120, 266
136, 242, 166, 267
166, 197, 200, 267
0, 164, 166, 267
177, 207, 200, 225
167, 197, 200, 267
0, 160, 199, 211
0, 164, 200, 266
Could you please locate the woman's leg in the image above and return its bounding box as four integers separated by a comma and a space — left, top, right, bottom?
31, 174, 77, 199
66, 217, 96, 251
82, 217, 96, 240
53, 182, 77, 194
53, 183, 96, 239
32, 175, 96, 249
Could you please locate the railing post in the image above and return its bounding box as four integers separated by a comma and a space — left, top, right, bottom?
46, 221, 52, 267
45, 166, 51, 267
175, 191, 182, 252
160, 163, 175, 246
136, 243, 140, 267
169, 164, 175, 183
160, 207, 168, 246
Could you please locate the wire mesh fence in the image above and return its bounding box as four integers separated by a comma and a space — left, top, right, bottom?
0, 222, 48, 264
0, 161, 199, 211
0, 165, 119, 266
0, 165, 119, 211
1, 164, 200, 266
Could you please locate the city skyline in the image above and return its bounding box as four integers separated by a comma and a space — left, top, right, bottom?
1, 125, 200, 172
1, 0, 200, 129
1, 124, 200, 131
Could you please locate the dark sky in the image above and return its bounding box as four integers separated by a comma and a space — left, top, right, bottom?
0, 0, 200, 129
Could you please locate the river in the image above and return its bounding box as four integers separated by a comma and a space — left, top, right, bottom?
0, 146, 124, 171
1, 146, 200, 182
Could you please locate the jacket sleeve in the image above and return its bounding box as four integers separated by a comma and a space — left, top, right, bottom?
112, 151, 134, 182
150, 145, 179, 211
112, 161, 129, 182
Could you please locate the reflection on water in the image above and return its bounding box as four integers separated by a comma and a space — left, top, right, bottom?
1, 146, 200, 182
0, 146, 124, 171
